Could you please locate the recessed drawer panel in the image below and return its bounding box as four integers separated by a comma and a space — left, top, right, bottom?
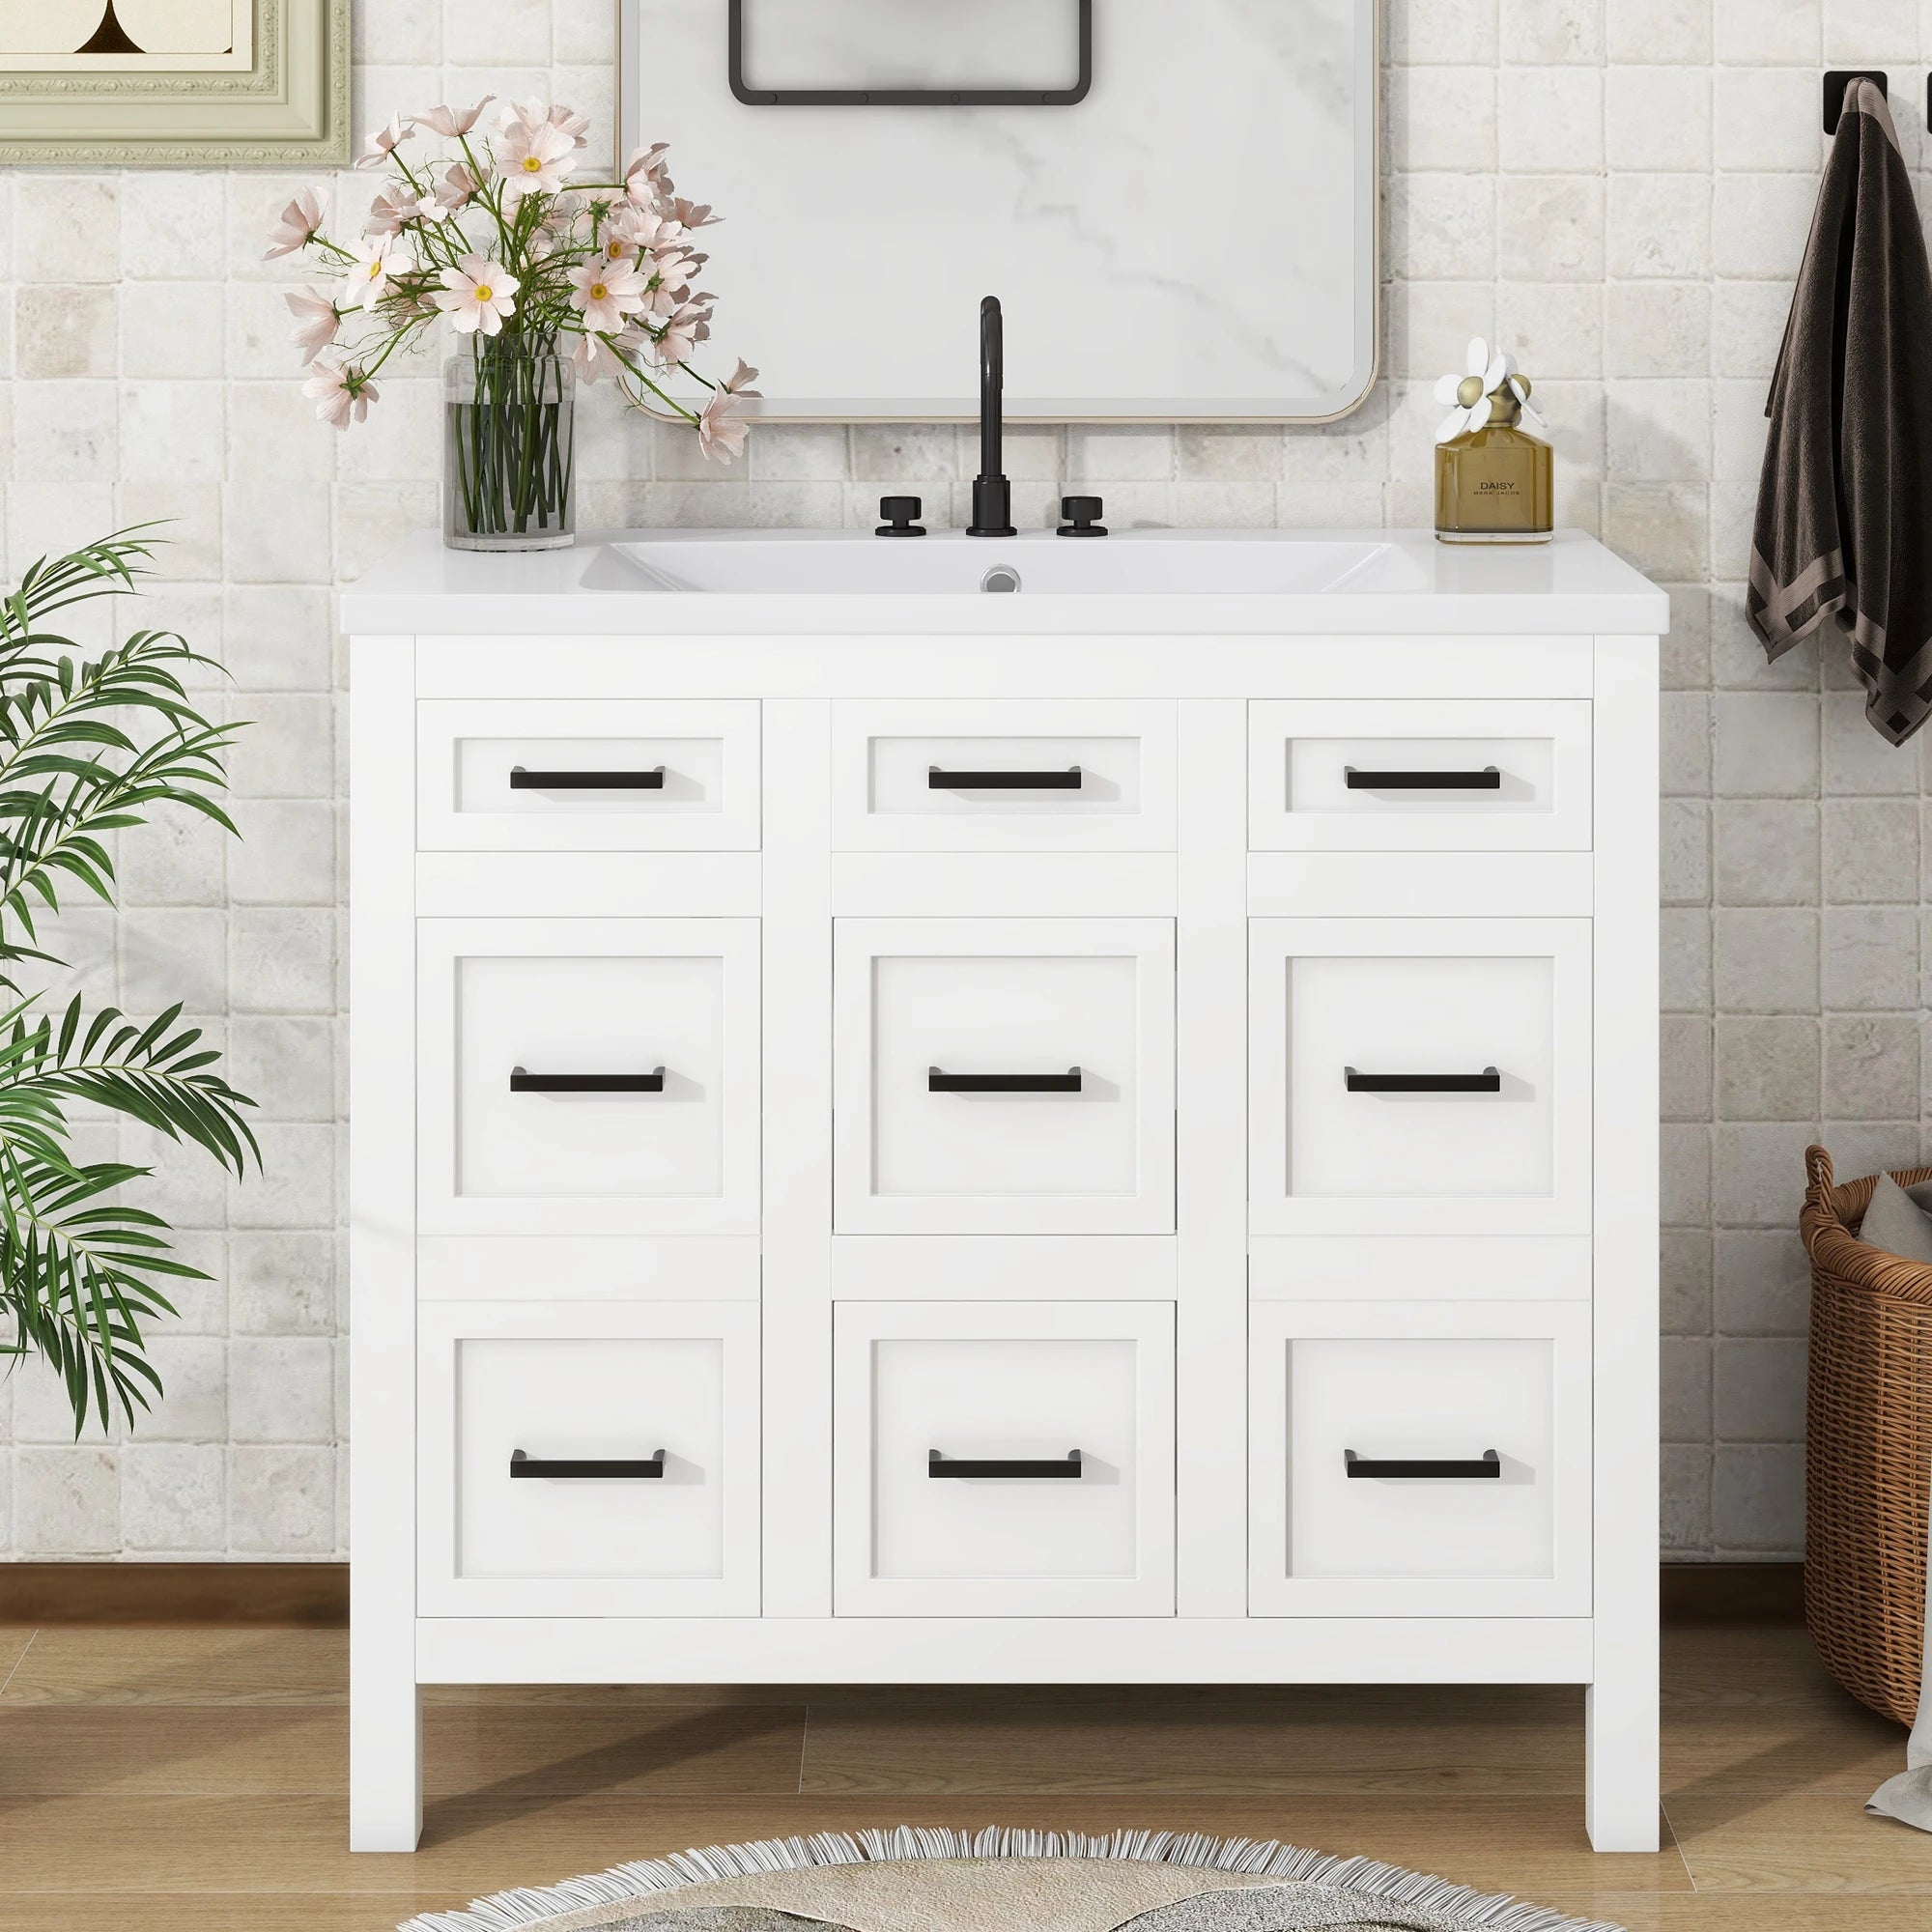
1249, 918, 1592, 1236
834, 701, 1177, 851
418, 1300, 759, 1617
834, 1299, 1175, 1616
1249, 699, 1592, 851
417, 918, 759, 1236
417, 699, 759, 850
1249, 1301, 1591, 1617
834, 918, 1176, 1235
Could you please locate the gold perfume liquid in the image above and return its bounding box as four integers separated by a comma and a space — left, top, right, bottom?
1435, 422, 1553, 545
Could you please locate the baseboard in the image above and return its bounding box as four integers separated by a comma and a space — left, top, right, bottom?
1, 1559, 1803, 1630
0, 1561, 350, 1627
1660, 1560, 1804, 1623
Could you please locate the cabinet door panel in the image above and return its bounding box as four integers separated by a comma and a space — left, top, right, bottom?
835, 918, 1175, 1235
834, 1299, 1175, 1617
1249, 1300, 1591, 1617
835, 700, 1176, 851
419, 1300, 760, 1617
417, 699, 759, 851
418, 918, 759, 1236
1249, 917, 1591, 1236
1249, 699, 1592, 852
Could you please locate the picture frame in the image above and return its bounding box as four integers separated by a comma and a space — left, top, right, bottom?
0, 0, 350, 166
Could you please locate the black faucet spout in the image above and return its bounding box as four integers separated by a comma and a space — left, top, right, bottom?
967, 295, 1016, 536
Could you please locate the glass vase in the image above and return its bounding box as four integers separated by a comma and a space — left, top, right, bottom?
442, 336, 576, 552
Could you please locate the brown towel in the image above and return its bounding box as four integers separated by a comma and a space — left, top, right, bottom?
1750, 80, 1932, 743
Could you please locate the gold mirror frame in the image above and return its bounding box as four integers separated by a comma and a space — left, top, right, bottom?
0, 0, 349, 166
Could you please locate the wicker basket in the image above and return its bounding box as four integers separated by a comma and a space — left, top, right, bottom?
1800, 1144, 1932, 1725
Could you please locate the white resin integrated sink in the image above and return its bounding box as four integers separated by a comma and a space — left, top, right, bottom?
340, 528, 1672, 639
596, 532, 1413, 597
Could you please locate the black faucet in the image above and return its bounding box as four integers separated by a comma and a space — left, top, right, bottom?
966, 295, 1016, 537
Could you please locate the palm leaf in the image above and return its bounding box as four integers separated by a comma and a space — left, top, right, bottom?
0, 531, 256, 1435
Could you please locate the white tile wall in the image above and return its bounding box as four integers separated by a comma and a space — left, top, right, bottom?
3, 0, 1920, 1560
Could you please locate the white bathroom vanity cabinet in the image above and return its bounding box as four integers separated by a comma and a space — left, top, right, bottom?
343, 528, 1663, 1853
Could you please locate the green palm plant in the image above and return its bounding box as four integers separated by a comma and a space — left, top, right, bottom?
0, 529, 258, 1435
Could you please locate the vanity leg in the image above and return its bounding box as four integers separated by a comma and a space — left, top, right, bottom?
350, 1670, 423, 1852
1584, 1648, 1660, 1853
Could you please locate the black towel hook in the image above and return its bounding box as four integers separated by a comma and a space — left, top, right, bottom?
1824, 71, 1889, 134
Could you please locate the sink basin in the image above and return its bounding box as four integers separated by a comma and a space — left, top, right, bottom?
596, 531, 1414, 596
341, 528, 1674, 641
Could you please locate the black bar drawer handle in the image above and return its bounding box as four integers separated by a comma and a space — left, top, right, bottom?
928, 766, 1083, 790
929, 1450, 1083, 1479
1344, 766, 1500, 790
510, 1065, 667, 1094
1346, 1449, 1501, 1480
510, 765, 667, 790
928, 1065, 1083, 1094
511, 1448, 666, 1479
1345, 1066, 1500, 1094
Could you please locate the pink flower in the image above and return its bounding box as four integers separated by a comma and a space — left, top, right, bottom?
414, 98, 493, 138
566, 258, 648, 334
649, 252, 699, 307
434, 162, 477, 213
670, 196, 720, 230
354, 113, 412, 170
302, 361, 379, 428
285, 288, 340, 365
497, 115, 577, 201
721, 358, 761, 397
497, 96, 577, 148
696, 384, 752, 462
433, 254, 520, 334
595, 203, 649, 262
628, 209, 689, 253
363, 188, 408, 237
652, 298, 712, 368
363, 185, 441, 237
622, 142, 672, 206
644, 258, 701, 318
264, 187, 325, 260
571, 327, 641, 384
338, 235, 405, 311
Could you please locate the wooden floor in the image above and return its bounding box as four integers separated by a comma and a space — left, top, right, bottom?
0, 1622, 1925, 1929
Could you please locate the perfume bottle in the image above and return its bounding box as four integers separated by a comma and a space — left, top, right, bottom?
1433, 342, 1553, 546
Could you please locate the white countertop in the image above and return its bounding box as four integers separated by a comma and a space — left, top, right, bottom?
340, 528, 1670, 638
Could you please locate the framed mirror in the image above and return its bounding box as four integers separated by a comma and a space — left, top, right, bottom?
618, 0, 1379, 423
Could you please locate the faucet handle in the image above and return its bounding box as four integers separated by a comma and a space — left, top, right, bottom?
876, 495, 926, 538
1058, 495, 1108, 538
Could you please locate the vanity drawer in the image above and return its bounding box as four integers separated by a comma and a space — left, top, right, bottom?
1249, 918, 1592, 1237
834, 1300, 1175, 1616
834, 918, 1175, 1235
833, 700, 1177, 851
1248, 699, 1592, 852
1249, 1301, 1591, 1618
416, 918, 759, 1236
416, 699, 759, 851
418, 1300, 759, 1617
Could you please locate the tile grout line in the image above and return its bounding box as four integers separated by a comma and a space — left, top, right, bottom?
0, 1629, 38, 1699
